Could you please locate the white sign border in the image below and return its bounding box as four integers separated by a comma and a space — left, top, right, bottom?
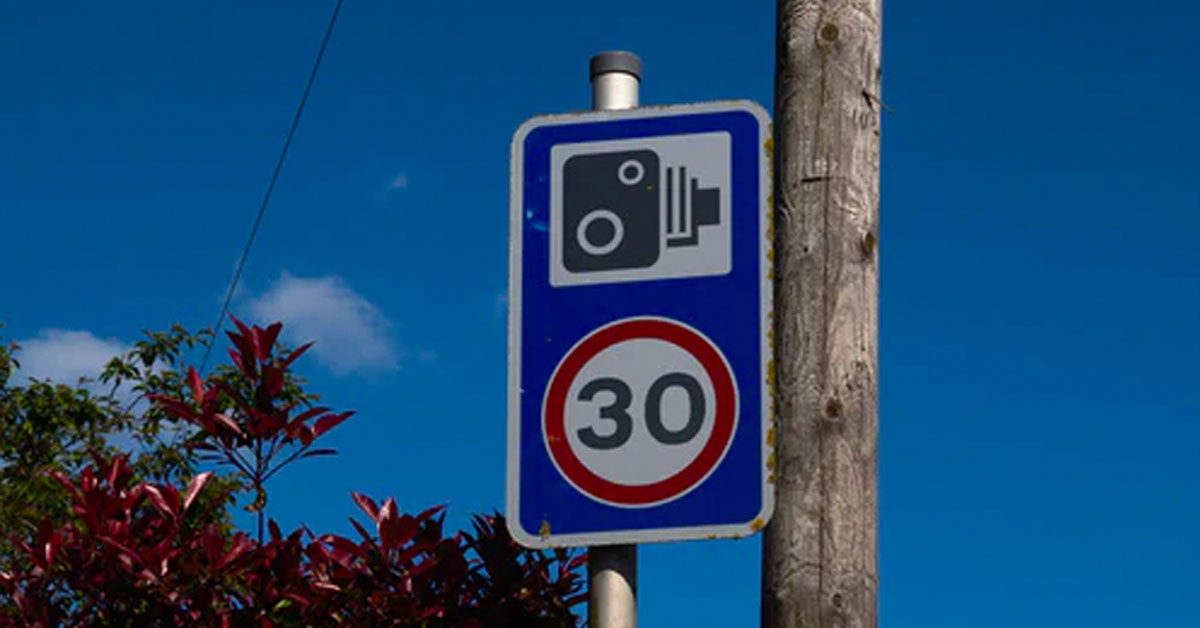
507, 100, 774, 549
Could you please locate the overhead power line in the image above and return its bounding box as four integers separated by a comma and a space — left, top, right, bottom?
199, 0, 345, 374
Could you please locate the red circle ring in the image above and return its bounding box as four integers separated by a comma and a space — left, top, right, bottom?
542, 317, 738, 507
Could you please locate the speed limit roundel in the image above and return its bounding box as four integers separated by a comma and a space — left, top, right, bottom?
542, 317, 738, 507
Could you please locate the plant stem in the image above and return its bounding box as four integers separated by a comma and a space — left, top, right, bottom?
256, 437, 264, 545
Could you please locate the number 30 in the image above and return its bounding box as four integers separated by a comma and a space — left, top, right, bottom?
576, 372, 706, 450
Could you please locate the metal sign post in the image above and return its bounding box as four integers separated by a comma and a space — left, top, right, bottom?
587, 51, 642, 628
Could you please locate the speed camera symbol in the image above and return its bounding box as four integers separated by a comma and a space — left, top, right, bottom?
562, 149, 722, 274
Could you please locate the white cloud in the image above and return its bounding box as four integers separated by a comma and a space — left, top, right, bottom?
246, 273, 398, 375
15, 329, 128, 386
389, 172, 409, 190
12, 329, 163, 455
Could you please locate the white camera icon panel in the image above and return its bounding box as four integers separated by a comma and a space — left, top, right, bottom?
549, 132, 732, 287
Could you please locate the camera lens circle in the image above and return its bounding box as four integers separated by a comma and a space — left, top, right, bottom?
617, 159, 645, 186
576, 208, 625, 256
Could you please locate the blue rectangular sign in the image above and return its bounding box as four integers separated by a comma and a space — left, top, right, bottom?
508, 101, 773, 548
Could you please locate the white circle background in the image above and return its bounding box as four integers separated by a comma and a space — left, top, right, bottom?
563, 337, 716, 486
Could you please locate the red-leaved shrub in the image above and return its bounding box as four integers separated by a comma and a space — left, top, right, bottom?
0, 319, 584, 627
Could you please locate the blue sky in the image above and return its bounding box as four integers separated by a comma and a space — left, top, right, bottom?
3, 1, 1197, 626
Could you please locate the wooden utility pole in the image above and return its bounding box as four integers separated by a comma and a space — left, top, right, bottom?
762, 1, 882, 627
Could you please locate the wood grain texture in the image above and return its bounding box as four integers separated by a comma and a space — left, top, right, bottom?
763, 1, 881, 627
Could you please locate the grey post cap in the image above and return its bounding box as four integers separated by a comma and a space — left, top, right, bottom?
590, 51, 642, 81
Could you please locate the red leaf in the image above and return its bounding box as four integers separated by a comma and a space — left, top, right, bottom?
225, 334, 257, 378
230, 316, 253, 344
318, 534, 362, 569
313, 411, 354, 438
377, 499, 418, 552
298, 425, 315, 447
161, 484, 183, 515
182, 471, 213, 514
378, 497, 397, 526
202, 525, 225, 564
418, 605, 446, 620
97, 534, 142, 564
47, 470, 81, 499
291, 406, 330, 425
262, 365, 284, 398
218, 534, 255, 569
351, 492, 380, 522
198, 414, 220, 437
283, 417, 306, 442
279, 341, 314, 369
42, 532, 60, 569
227, 346, 249, 376
251, 324, 268, 360
147, 394, 198, 422
79, 466, 96, 492
212, 413, 244, 437
141, 484, 178, 520
229, 318, 261, 368
348, 517, 376, 544
105, 455, 131, 490
187, 367, 205, 403
414, 503, 447, 526
259, 322, 283, 361
245, 408, 271, 437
